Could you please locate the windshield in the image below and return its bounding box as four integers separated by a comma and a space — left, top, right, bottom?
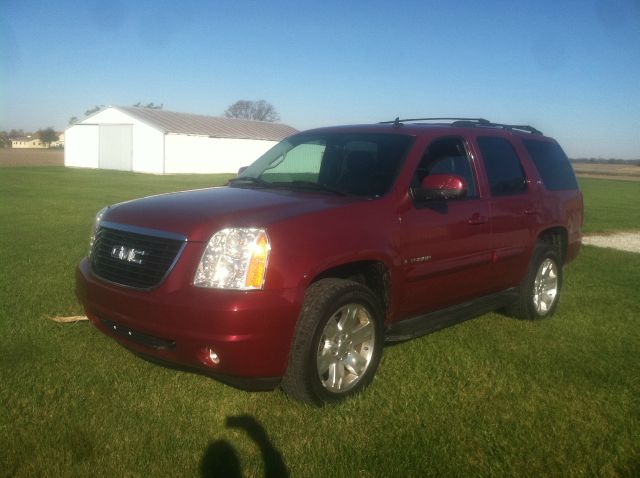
231, 133, 414, 197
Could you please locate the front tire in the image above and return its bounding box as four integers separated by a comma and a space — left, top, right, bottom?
507, 243, 563, 320
281, 279, 384, 405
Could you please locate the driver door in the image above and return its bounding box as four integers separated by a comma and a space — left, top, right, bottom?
397, 136, 493, 317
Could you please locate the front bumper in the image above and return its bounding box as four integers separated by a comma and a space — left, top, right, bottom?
76, 257, 303, 389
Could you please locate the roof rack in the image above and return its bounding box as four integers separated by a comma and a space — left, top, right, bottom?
380, 117, 542, 135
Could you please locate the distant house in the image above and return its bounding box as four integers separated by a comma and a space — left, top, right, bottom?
11, 137, 46, 148
50, 133, 64, 148
64, 106, 298, 174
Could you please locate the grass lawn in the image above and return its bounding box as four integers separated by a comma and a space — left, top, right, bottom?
579, 178, 640, 234
1, 168, 638, 477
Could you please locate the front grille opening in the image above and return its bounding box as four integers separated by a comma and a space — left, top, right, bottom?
91, 225, 184, 289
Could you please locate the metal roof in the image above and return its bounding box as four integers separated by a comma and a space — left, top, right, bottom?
112, 106, 298, 141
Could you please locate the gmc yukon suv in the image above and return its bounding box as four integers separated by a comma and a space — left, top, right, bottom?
76, 118, 583, 405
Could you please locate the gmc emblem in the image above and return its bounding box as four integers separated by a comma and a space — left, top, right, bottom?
111, 245, 146, 264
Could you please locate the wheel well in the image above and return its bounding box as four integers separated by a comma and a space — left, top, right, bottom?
311, 261, 390, 313
538, 227, 568, 264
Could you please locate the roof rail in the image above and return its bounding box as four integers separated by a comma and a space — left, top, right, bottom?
379, 117, 491, 125
496, 124, 543, 135
380, 117, 543, 135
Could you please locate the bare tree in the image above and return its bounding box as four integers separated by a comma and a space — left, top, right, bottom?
85, 105, 105, 117
133, 102, 163, 109
251, 100, 280, 122
224, 99, 280, 122
225, 100, 253, 119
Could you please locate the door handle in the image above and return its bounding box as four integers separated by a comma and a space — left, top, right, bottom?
524, 208, 539, 215
468, 213, 488, 225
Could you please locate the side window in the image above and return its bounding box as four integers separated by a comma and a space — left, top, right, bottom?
413, 137, 477, 198
322, 136, 412, 197
522, 139, 578, 190
477, 136, 527, 196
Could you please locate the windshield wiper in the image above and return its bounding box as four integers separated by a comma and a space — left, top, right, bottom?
283, 181, 347, 196
228, 176, 272, 188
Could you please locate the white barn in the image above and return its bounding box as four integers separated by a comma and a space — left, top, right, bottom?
64, 106, 298, 174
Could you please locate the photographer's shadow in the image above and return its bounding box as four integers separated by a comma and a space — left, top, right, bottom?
201, 415, 289, 478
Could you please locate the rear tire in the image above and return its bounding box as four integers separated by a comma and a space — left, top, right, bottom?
281, 279, 384, 405
506, 243, 563, 320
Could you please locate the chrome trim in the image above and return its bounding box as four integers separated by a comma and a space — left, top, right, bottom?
91, 222, 188, 291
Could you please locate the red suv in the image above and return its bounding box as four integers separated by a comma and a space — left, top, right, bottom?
76, 118, 583, 405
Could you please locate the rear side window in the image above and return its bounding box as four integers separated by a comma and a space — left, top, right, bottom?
523, 140, 578, 190
477, 137, 527, 196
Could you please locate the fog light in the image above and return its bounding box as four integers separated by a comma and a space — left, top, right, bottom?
209, 349, 220, 365
198, 347, 222, 367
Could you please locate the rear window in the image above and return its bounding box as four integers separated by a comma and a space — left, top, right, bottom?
523, 140, 578, 190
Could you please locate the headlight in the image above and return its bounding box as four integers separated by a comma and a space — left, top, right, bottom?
88, 206, 108, 256
194, 228, 270, 290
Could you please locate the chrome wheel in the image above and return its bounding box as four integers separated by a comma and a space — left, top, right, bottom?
532, 258, 558, 315
282, 279, 383, 405
316, 303, 375, 393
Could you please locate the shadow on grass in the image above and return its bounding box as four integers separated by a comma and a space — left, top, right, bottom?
201, 415, 288, 478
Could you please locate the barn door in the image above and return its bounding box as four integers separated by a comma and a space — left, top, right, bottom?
99, 125, 133, 171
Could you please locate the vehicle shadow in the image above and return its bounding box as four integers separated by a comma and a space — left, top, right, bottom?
200, 415, 289, 478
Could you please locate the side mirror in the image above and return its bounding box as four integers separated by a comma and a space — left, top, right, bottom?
237, 166, 248, 175
413, 174, 468, 201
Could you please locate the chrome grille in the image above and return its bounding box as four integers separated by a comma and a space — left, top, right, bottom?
91, 223, 185, 289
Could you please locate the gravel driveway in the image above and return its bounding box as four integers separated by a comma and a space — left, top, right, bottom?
582, 232, 640, 254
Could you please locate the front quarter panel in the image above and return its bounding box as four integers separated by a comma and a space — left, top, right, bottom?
264, 199, 399, 291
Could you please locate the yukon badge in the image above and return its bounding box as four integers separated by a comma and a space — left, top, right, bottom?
111, 245, 146, 264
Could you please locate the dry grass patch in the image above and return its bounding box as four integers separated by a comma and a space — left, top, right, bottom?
572, 162, 640, 181
0, 148, 64, 167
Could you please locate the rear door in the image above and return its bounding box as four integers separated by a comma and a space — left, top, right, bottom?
472, 135, 538, 290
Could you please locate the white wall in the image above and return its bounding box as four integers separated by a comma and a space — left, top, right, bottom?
65, 108, 164, 173
12, 138, 45, 148
88, 108, 164, 174
65, 124, 99, 168
131, 124, 164, 174
164, 134, 277, 174
65, 107, 281, 174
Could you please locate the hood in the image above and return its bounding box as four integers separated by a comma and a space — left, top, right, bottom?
103, 186, 360, 241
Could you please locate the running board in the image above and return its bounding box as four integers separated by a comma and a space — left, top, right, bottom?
385, 288, 518, 343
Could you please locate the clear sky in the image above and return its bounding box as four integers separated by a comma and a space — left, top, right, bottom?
1, 0, 639, 159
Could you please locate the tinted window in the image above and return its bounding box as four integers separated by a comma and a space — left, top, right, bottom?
413, 137, 477, 198
238, 133, 413, 197
523, 140, 578, 190
477, 137, 527, 196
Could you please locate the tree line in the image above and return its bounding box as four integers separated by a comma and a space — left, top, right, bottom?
0, 128, 59, 148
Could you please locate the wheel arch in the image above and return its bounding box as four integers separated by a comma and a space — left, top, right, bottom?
537, 227, 568, 264
310, 260, 391, 316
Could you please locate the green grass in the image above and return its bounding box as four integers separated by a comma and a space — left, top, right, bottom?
1, 168, 639, 477
578, 178, 640, 234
